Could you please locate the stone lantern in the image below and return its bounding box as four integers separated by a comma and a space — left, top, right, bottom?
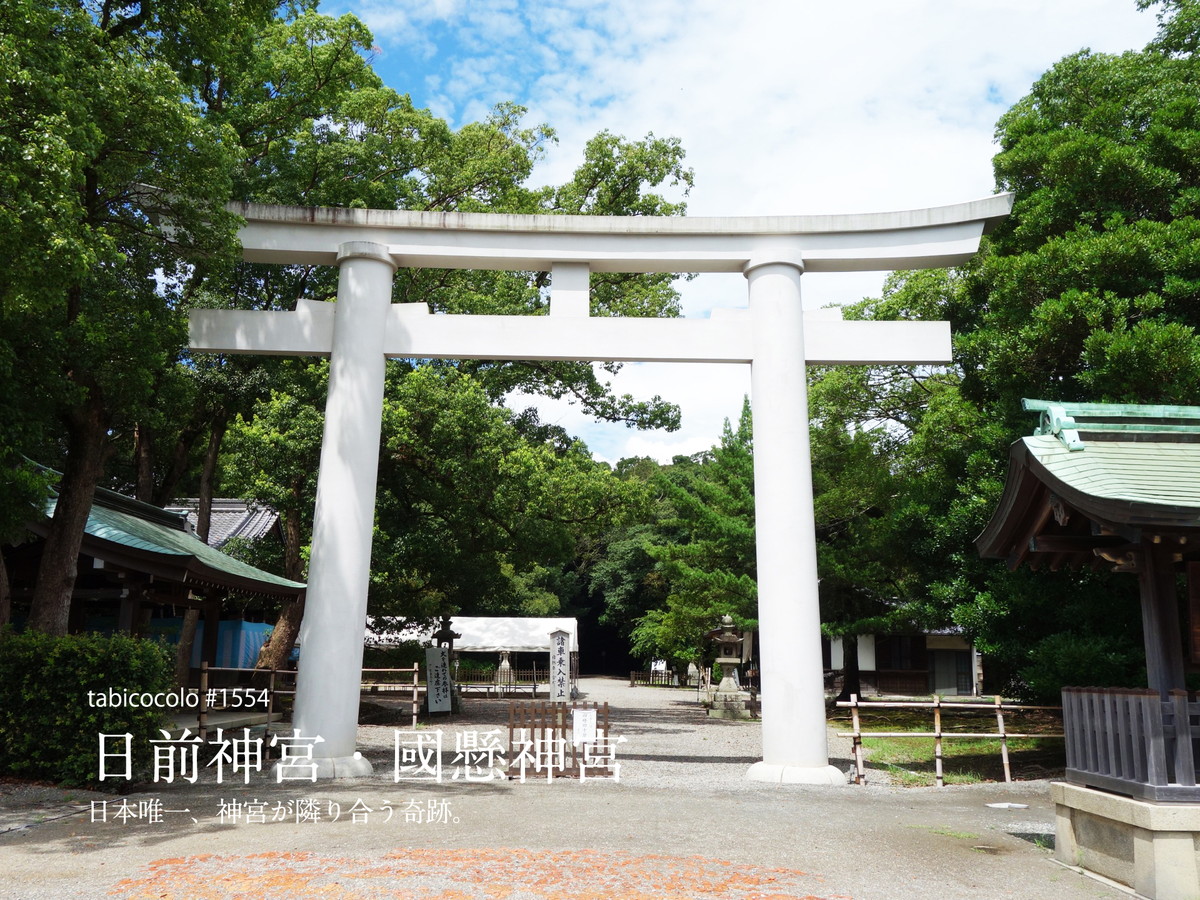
433, 614, 460, 651
433, 614, 461, 683
708, 614, 752, 719
495, 650, 513, 687
712, 615, 744, 692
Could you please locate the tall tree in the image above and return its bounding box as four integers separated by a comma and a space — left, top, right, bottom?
221, 361, 326, 669
630, 402, 757, 670
2, 0, 693, 640
804, 1, 1200, 696
1, 1, 255, 633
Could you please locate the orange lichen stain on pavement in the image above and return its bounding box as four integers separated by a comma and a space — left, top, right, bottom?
109, 847, 837, 900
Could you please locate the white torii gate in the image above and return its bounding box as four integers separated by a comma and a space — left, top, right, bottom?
191, 194, 1012, 782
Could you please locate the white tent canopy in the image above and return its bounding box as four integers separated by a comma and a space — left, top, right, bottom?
366, 616, 578, 653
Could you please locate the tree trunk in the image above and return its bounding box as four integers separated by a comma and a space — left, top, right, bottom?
178, 433, 226, 689
256, 595, 304, 671
256, 502, 306, 671
27, 401, 108, 635
0, 549, 11, 627
282, 502, 303, 582
196, 418, 226, 541
151, 420, 205, 508
836, 633, 863, 702
175, 607, 199, 688
133, 421, 155, 502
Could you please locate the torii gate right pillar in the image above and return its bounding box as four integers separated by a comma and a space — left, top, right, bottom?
745, 253, 844, 784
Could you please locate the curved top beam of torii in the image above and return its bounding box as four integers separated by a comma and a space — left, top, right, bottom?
229, 193, 1013, 273
190, 193, 1012, 784
192, 194, 1014, 368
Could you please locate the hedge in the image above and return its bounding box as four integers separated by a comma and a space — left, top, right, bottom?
0, 629, 174, 787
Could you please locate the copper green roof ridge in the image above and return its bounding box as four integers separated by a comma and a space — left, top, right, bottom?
45, 497, 305, 594
1022, 397, 1200, 452
1022, 398, 1200, 419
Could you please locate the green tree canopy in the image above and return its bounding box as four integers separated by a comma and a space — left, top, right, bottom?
629, 401, 757, 669
1, 1, 694, 639
1, 0, 255, 632
368, 365, 645, 622
805, 3, 1200, 697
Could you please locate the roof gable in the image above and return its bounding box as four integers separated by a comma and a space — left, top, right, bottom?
977, 399, 1200, 570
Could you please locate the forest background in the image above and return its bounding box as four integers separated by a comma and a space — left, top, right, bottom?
4, 0, 1200, 701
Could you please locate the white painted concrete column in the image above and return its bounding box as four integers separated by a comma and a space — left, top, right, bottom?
743, 252, 845, 785
291, 241, 396, 777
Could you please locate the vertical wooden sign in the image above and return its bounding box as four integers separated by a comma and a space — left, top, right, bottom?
549, 629, 570, 702
426, 646, 452, 713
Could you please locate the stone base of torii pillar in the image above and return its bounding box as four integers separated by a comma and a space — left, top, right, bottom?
188, 195, 1013, 783
275, 753, 373, 781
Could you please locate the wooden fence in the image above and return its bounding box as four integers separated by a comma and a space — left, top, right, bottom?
196, 661, 293, 743
629, 670, 679, 687
506, 700, 614, 779
193, 662, 421, 745
836, 694, 1061, 787
1062, 687, 1200, 802
360, 666, 421, 727
455, 666, 547, 697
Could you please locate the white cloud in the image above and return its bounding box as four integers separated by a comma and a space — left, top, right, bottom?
507, 358, 751, 465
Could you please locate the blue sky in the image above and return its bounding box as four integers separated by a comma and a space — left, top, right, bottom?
328, 0, 1161, 463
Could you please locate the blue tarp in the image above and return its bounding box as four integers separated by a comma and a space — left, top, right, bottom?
190, 620, 274, 669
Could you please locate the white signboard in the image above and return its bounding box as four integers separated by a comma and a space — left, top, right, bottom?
425, 646, 452, 713
571, 708, 597, 747
549, 629, 570, 702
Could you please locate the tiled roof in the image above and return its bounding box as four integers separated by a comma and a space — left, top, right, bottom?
1025, 434, 1200, 516
166, 499, 281, 549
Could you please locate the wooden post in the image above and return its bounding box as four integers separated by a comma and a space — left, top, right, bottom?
1143, 691, 1169, 786
850, 694, 865, 785
933, 694, 944, 788
1189, 563, 1200, 665
199, 661, 209, 742
1115, 689, 1134, 781
995, 695, 1011, 783
1170, 690, 1196, 787
1138, 542, 1187, 697
412, 663, 419, 729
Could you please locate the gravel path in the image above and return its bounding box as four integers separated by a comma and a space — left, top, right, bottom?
355, 677, 873, 793
0, 677, 1121, 899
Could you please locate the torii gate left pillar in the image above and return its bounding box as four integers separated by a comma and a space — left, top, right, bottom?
291, 242, 396, 776
191, 195, 1013, 781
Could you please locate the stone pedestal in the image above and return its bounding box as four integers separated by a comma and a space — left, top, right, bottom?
495, 650, 512, 684
1053, 781, 1200, 900
708, 690, 754, 720
709, 650, 754, 720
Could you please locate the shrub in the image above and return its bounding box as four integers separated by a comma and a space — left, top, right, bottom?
1015, 631, 1146, 703
361, 641, 426, 670
0, 629, 173, 787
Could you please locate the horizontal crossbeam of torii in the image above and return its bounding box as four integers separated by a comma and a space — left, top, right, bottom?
191, 194, 1012, 783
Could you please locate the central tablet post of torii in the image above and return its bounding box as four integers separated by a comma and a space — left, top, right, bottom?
191, 194, 1012, 783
